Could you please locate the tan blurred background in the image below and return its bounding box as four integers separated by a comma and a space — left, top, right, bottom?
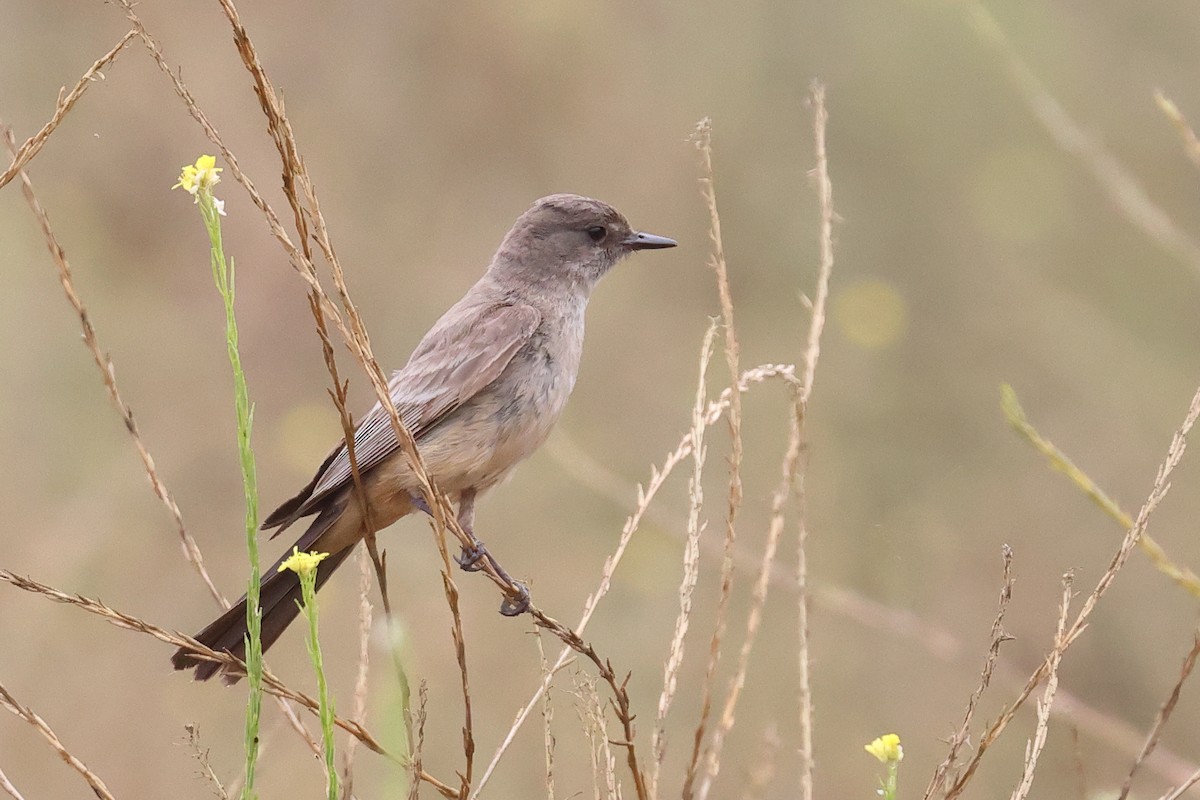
4, 0, 1200, 797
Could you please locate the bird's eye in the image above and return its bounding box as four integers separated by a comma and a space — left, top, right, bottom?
586, 225, 607, 242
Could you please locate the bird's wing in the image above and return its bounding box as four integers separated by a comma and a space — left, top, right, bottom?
287, 302, 541, 518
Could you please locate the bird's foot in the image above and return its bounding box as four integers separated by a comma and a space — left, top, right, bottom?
455, 543, 486, 572
499, 582, 531, 616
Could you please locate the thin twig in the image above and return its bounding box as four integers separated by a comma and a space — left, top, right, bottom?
654, 321, 718, 797
1161, 768, 1200, 800
1118, 628, 1200, 800
2, 126, 224, 606
473, 364, 798, 797
946, 382, 1200, 798
0, 766, 26, 800
0, 680, 116, 800
0, 30, 136, 190
340, 546, 375, 799
0, 569, 460, 800
183, 724, 231, 800
535, 630, 558, 800
407, 683, 429, 800
1010, 573, 1073, 800
1001, 385, 1200, 597
793, 80, 838, 800
924, 546, 1016, 799
681, 118, 744, 800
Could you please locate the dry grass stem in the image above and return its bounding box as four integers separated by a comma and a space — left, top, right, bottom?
535, 630, 558, 800
547, 421, 1200, 789
407, 683, 429, 800
795, 79, 839, 800
0, 568, 462, 800
340, 546, 376, 798
1010, 573, 1073, 800
474, 362, 797, 797
964, 0, 1200, 276
924, 546, 1016, 799
0, 30, 136, 190
183, 724, 231, 800
652, 320, 717, 796
1002, 385, 1200, 596
105, 6, 645, 795
578, 675, 620, 800
2, 126, 225, 606
6, 117, 329, 778
1161, 768, 1200, 800
1118, 628, 1200, 800
681, 118, 745, 800
0, 680, 116, 800
0, 767, 26, 800
947, 382, 1200, 798
428, 494, 476, 797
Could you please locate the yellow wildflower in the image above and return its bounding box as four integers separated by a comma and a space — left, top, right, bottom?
278, 547, 331, 577
865, 733, 903, 763
172, 154, 222, 195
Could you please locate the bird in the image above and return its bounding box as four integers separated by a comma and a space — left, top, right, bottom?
172, 193, 677, 681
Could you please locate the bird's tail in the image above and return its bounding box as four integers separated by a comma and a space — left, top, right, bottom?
172, 504, 352, 683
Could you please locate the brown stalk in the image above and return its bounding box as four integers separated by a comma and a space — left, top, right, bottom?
2, 126, 223, 607
0, 680, 116, 800
0, 29, 136, 191
473, 363, 799, 797
0, 568, 460, 800
183, 724, 231, 800
946, 382, 1200, 798
681, 118, 745, 800
5, 114, 330, 768
924, 546, 1016, 799
1010, 572, 1073, 800
535, 630, 558, 800
1117, 628, 1200, 800
653, 321, 718, 798
791, 80, 838, 800
407, 683, 429, 800
0, 766, 26, 800
554, 427, 1200, 788
340, 546, 375, 799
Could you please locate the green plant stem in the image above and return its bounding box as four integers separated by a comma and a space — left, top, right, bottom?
298, 567, 339, 800
199, 191, 263, 800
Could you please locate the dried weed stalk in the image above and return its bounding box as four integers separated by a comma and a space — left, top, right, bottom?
924, 546, 1016, 799
183, 724, 231, 800
946, 382, 1200, 798
681, 117, 746, 800
474, 363, 798, 797
1010, 573, 1073, 800
0, 680, 116, 800
0, 30, 136, 190
1117, 628, 1200, 800
0, 767, 26, 800
652, 320, 718, 795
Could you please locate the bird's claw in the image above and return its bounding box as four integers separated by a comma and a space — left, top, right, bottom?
499, 583, 531, 616
456, 544, 486, 572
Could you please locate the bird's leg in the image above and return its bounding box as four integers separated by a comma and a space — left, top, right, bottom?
452, 488, 531, 615
453, 488, 486, 572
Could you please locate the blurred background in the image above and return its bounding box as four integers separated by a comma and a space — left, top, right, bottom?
3, 0, 1200, 797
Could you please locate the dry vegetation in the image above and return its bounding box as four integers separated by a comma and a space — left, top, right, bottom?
4, 2, 1200, 799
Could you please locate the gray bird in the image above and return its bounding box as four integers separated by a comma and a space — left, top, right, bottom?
172, 194, 676, 681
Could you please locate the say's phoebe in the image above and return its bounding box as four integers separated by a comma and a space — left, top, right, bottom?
172, 194, 676, 681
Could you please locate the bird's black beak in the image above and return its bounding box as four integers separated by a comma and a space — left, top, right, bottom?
623, 231, 678, 250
